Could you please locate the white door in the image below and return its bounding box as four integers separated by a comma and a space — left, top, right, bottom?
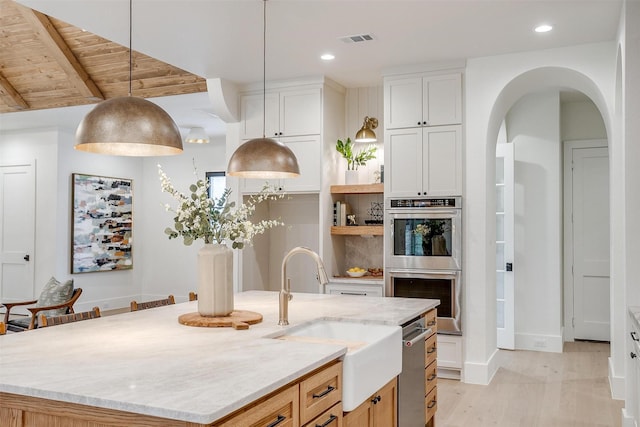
0, 163, 36, 306
496, 143, 515, 349
568, 143, 610, 341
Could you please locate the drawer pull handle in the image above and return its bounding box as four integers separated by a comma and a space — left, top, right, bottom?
427, 346, 437, 354
427, 399, 437, 409
313, 385, 335, 399
427, 372, 437, 381
427, 320, 436, 327
340, 292, 366, 296
266, 414, 286, 427
315, 414, 338, 427
632, 331, 639, 341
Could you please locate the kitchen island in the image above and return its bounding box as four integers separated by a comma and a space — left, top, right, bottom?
0, 291, 438, 426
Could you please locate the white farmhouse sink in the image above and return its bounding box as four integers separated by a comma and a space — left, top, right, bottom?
270, 319, 402, 411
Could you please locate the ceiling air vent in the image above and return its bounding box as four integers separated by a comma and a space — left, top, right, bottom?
339, 34, 376, 44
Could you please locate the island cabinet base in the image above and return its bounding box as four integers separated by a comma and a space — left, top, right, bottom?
343, 377, 397, 427
0, 360, 343, 427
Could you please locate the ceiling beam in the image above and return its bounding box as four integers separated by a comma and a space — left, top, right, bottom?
0, 72, 29, 110
16, 6, 104, 102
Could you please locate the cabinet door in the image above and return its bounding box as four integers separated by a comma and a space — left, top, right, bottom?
240, 92, 279, 139
385, 128, 423, 197
281, 135, 321, 193
424, 73, 462, 126
384, 76, 423, 129
343, 399, 372, 427
422, 125, 462, 196
240, 136, 321, 194
280, 89, 321, 137
372, 378, 397, 427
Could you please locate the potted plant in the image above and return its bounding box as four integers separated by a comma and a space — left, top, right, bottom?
336, 137, 377, 184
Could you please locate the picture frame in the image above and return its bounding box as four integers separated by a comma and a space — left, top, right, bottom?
71, 173, 133, 273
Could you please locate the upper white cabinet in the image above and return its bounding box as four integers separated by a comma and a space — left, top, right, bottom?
240, 135, 322, 194
384, 73, 462, 129
240, 88, 321, 140
385, 125, 462, 197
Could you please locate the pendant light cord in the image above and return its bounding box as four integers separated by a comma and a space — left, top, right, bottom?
262, 0, 267, 138
128, 0, 133, 97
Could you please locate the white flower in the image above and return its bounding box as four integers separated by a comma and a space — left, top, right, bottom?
158, 164, 285, 249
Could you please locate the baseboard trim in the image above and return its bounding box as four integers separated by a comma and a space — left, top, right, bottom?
515, 331, 563, 353
463, 348, 499, 385
609, 356, 626, 400
622, 408, 637, 427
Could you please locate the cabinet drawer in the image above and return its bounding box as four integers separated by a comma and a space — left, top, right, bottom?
424, 309, 437, 335
217, 383, 299, 427
425, 333, 437, 367
300, 361, 342, 424
425, 387, 438, 423
304, 402, 343, 427
425, 360, 437, 395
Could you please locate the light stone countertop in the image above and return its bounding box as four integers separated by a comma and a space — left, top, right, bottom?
0, 290, 438, 424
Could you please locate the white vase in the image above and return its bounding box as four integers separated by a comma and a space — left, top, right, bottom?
345, 170, 359, 185
197, 243, 234, 317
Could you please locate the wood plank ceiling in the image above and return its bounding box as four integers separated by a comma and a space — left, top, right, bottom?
0, 0, 207, 114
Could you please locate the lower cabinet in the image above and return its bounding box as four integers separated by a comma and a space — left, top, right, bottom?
343, 377, 397, 427
424, 309, 438, 427
218, 361, 342, 427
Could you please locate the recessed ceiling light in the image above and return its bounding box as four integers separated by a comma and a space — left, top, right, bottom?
535, 24, 553, 33
321, 53, 335, 61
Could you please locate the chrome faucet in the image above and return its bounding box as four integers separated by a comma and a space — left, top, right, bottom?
279, 246, 329, 326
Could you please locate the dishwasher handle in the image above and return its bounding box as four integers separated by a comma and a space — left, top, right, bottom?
403, 327, 432, 347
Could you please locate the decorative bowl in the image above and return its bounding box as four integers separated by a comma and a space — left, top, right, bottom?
346, 270, 367, 278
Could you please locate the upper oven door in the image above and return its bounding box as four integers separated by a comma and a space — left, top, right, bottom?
385, 209, 461, 270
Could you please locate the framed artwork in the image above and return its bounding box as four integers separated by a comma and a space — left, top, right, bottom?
71, 173, 133, 273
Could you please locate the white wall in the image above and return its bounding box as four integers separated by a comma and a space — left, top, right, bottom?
506, 91, 563, 352
561, 100, 607, 141
138, 137, 228, 302
464, 42, 617, 385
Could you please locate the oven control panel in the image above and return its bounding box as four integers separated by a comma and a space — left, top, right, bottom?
389, 197, 461, 208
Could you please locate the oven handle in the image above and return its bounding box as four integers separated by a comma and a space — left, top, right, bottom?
389, 269, 459, 277
387, 209, 461, 216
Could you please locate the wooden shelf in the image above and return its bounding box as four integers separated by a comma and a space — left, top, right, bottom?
330, 183, 383, 194
331, 225, 383, 236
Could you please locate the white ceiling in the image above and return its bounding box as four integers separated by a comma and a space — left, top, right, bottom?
1, 0, 622, 139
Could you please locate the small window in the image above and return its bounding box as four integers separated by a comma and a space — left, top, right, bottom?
206, 171, 226, 201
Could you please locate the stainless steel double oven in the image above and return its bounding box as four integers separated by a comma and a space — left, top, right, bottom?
385, 197, 462, 335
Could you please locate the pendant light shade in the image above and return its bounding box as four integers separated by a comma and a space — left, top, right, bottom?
185, 126, 210, 144
226, 0, 300, 179
74, 0, 183, 156
354, 116, 378, 143
227, 137, 299, 178
75, 96, 183, 156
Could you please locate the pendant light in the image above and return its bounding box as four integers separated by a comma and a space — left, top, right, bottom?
354, 116, 378, 143
227, 0, 300, 178
185, 127, 210, 144
74, 0, 183, 156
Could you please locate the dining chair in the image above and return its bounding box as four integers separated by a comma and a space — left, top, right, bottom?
39, 307, 101, 327
130, 295, 175, 311
189, 292, 198, 301
2, 277, 82, 331
0, 322, 6, 335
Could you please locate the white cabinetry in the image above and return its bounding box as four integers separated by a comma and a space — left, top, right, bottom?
386, 125, 462, 197
240, 88, 321, 140
240, 135, 322, 193
384, 73, 462, 129
239, 86, 325, 194
325, 281, 384, 297
437, 334, 463, 380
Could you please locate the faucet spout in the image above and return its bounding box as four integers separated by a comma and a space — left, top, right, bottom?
279, 246, 329, 326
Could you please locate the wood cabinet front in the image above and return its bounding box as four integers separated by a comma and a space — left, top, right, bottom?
343, 377, 397, 427
300, 361, 342, 424
217, 383, 299, 427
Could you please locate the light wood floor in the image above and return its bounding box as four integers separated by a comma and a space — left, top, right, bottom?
435, 341, 623, 427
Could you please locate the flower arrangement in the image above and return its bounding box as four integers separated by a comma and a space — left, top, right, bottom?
335, 137, 377, 171
158, 165, 284, 249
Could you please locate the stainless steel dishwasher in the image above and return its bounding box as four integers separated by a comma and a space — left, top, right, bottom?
398, 317, 432, 427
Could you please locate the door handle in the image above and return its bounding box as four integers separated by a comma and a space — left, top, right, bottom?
506, 262, 512, 271
23, 254, 30, 261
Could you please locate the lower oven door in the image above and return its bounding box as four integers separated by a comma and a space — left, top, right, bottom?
388, 269, 462, 334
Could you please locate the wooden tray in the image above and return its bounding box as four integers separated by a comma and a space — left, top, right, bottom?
178, 310, 263, 330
